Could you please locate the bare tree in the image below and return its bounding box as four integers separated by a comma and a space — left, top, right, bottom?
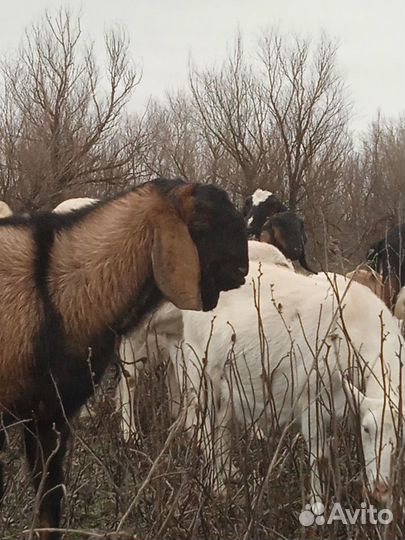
259, 32, 350, 210
138, 94, 239, 200
189, 37, 281, 199
337, 115, 405, 259
0, 9, 140, 210
188, 31, 351, 217
140, 95, 202, 181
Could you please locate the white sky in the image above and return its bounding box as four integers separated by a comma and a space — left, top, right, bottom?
1, 0, 404, 133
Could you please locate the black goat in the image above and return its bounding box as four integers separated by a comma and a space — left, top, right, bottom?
243, 189, 287, 239
367, 222, 404, 309
243, 189, 315, 273
260, 212, 316, 273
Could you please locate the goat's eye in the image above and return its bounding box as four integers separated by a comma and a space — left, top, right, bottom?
363, 426, 370, 434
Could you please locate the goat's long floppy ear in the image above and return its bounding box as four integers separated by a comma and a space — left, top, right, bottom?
298, 252, 317, 274
342, 377, 376, 415
152, 213, 202, 311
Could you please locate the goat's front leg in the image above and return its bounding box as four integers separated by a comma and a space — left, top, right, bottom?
117, 367, 137, 442
173, 353, 235, 495
117, 339, 139, 442
301, 405, 329, 507
189, 370, 234, 496
209, 375, 237, 494
24, 417, 69, 540
166, 359, 182, 420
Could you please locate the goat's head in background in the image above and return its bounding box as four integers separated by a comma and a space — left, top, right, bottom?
344, 378, 404, 504
153, 179, 248, 312
260, 212, 316, 273
0, 201, 13, 218
243, 189, 288, 240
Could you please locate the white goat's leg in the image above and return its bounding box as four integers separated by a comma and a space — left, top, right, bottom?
301, 405, 328, 506
172, 355, 221, 488
188, 367, 235, 496
191, 381, 229, 495
172, 352, 235, 495
166, 359, 182, 420
210, 376, 237, 496
117, 339, 139, 442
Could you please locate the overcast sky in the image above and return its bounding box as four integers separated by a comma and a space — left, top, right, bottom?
1, 0, 404, 133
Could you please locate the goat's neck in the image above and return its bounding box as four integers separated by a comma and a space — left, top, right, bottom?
48, 188, 161, 346
365, 357, 403, 408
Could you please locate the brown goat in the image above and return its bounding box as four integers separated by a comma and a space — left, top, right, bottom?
0, 178, 248, 539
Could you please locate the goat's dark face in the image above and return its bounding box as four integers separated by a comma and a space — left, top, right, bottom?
189, 185, 248, 311
260, 212, 306, 261
244, 190, 287, 239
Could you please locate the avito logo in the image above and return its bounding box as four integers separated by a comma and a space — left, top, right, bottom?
299, 502, 393, 526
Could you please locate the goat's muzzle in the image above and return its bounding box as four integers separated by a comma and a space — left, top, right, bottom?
370, 480, 391, 503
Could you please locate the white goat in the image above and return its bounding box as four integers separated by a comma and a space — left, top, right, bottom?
116, 301, 183, 440
0, 201, 12, 218
170, 245, 404, 503
394, 286, 405, 331
53, 197, 98, 214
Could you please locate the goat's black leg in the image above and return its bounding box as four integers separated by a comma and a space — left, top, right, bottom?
24, 418, 69, 540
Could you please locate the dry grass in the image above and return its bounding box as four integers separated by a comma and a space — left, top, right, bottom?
1, 357, 404, 540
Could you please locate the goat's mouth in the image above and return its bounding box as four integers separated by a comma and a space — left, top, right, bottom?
227, 270, 247, 288
372, 482, 391, 503
200, 265, 247, 311
219, 263, 248, 289
365, 479, 391, 503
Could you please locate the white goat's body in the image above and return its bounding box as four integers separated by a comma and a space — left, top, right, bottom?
394, 286, 405, 321
53, 197, 97, 214
394, 287, 405, 335
247, 240, 294, 270
0, 201, 12, 218
179, 268, 343, 428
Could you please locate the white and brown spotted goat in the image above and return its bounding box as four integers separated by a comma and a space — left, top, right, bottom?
0, 178, 248, 539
